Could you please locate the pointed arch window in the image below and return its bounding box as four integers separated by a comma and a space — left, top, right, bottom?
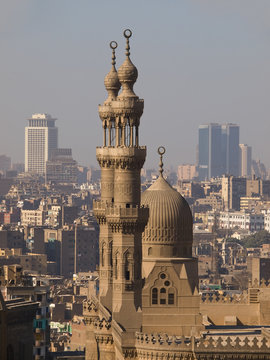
152, 288, 158, 305
115, 254, 119, 279
101, 243, 105, 267
160, 288, 166, 304
168, 288, 175, 305
125, 253, 130, 281
109, 242, 112, 267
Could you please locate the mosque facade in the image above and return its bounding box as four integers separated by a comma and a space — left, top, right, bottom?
83, 30, 270, 360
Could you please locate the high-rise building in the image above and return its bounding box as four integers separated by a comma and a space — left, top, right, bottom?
45, 148, 78, 185
239, 144, 252, 177
198, 123, 239, 180
198, 123, 222, 180
25, 113, 58, 175
222, 123, 240, 176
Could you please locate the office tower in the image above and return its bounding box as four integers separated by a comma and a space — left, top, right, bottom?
239, 144, 252, 177
45, 148, 78, 185
25, 113, 58, 175
198, 123, 240, 180
198, 123, 222, 180
222, 123, 240, 176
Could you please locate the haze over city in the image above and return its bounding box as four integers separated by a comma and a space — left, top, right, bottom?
1, 0, 270, 169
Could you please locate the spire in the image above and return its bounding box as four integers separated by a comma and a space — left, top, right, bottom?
104, 40, 121, 101
124, 29, 132, 57
158, 146, 166, 177
117, 29, 138, 98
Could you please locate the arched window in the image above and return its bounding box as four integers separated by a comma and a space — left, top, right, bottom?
125, 253, 130, 281
115, 254, 119, 279
160, 288, 166, 304
101, 244, 105, 267
148, 247, 153, 256
109, 242, 112, 267
168, 288, 175, 305
152, 288, 158, 304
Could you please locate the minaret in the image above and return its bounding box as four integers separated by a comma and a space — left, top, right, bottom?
94, 40, 121, 311
94, 30, 148, 335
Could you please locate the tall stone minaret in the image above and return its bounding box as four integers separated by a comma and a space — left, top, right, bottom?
93, 30, 148, 336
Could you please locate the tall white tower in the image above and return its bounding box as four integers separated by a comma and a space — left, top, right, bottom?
239, 143, 252, 177
25, 113, 58, 175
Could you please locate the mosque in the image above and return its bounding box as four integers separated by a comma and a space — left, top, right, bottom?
83, 30, 270, 360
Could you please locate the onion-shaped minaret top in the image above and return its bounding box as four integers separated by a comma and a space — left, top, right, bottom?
104, 41, 121, 102
117, 29, 138, 98
99, 41, 120, 123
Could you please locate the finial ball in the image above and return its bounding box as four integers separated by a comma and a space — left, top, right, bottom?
158, 146, 166, 156
110, 41, 118, 50
124, 29, 132, 38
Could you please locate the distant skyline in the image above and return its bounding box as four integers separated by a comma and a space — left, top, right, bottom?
1, 1, 270, 169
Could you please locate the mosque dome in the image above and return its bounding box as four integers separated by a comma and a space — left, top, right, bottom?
141, 149, 193, 259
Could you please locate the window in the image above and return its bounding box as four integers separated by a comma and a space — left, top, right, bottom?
160, 288, 166, 304
109, 242, 113, 267
101, 244, 105, 267
168, 289, 175, 305
152, 288, 158, 304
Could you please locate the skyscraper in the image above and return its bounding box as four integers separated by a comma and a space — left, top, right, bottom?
239, 143, 252, 177
25, 113, 58, 175
222, 123, 240, 176
198, 123, 240, 180
198, 123, 222, 180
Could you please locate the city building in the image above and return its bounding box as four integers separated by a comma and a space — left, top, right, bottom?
246, 177, 270, 198
25, 113, 58, 175
45, 148, 78, 185
177, 164, 197, 181
222, 175, 246, 210
208, 210, 265, 232
221, 123, 240, 176
0, 154, 11, 173
21, 209, 47, 226
44, 225, 98, 277
239, 144, 252, 177
198, 123, 240, 180
0, 290, 39, 360
1, 266, 51, 359
198, 123, 222, 180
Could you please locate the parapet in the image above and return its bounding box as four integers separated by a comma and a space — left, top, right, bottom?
135, 332, 270, 354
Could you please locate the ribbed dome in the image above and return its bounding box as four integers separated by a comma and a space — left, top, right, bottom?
141, 176, 193, 258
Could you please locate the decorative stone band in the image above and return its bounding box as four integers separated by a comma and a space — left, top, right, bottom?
96, 146, 146, 170
250, 279, 270, 288
135, 332, 270, 353
93, 200, 149, 230
200, 292, 248, 304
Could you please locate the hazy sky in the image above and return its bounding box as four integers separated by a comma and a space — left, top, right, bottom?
1, 1, 270, 170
